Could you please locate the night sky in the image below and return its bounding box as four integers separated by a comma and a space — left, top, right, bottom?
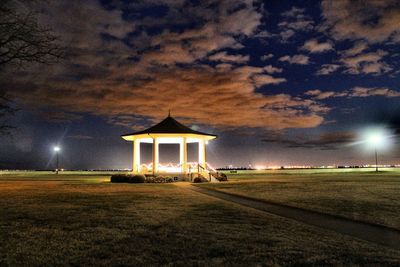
1, 0, 400, 170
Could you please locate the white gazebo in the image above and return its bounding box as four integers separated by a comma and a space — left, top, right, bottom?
121, 114, 217, 176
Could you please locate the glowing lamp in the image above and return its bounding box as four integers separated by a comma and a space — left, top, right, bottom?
367, 134, 383, 146
53, 146, 61, 174
360, 127, 393, 172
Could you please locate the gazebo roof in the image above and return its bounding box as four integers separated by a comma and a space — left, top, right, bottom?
121, 115, 217, 140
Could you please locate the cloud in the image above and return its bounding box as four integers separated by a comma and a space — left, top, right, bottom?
316, 64, 340, 75
36, 110, 82, 122
349, 86, 400, 97
261, 53, 274, 61
305, 87, 400, 99
317, 43, 392, 76
254, 30, 272, 38
208, 51, 249, 64
279, 54, 310, 65
264, 65, 282, 74
279, 20, 314, 31
67, 135, 93, 140
262, 131, 356, 150
305, 90, 342, 100
302, 38, 333, 53
252, 74, 286, 87
321, 0, 400, 43
340, 41, 368, 57
3, 0, 330, 132
279, 29, 296, 42
339, 50, 392, 75
278, 6, 314, 42
9, 64, 325, 130
281, 7, 306, 18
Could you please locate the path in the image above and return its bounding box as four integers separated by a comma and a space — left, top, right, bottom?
189, 185, 400, 250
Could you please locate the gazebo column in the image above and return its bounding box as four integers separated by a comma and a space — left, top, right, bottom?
133, 139, 141, 173
180, 137, 187, 174
198, 139, 206, 169
152, 137, 159, 175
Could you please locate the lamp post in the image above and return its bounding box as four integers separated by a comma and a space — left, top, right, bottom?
54, 146, 60, 174
367, 134, 382, 172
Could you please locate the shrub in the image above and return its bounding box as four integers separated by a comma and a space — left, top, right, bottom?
145, 176, 162, 183
216, 173, 228, 182
129, 174, 146, 183
110, 174, 145, 183
154, 176, 166, 183
110, 174, 130, 183
111, 174, 177, 184
193, 175, 208, 183
145, 177, 155, 183
193, 177, 203, 183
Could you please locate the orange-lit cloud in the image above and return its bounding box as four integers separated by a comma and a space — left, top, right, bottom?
321, 0, 400, 44
305, 87, 400, 100
4, 0, 328, 132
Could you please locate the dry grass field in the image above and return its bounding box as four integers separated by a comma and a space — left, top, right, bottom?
1, 171, 400, 266
203, 168, 400, 229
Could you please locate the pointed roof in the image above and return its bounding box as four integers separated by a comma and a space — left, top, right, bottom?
121, 115, 217, 138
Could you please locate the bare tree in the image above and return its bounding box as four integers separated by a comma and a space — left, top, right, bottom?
0, 0, 64, 134
0, 0, 63, 68
0, 90, 17, 136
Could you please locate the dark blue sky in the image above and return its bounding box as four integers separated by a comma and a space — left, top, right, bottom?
1, 0, 400, 169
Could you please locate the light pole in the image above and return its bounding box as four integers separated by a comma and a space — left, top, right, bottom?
54, 146, 60, 174
367, 134, 382, 172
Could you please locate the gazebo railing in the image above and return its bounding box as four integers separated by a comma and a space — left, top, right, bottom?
189, 163, 220, 182
137, 162, 221, 182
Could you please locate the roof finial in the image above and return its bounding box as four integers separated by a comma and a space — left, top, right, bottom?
168, 109, 171, 117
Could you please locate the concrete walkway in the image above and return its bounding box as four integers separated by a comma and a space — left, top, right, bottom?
189, 185, 400, 250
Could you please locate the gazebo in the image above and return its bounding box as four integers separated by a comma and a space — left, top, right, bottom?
121, 114, 217, 176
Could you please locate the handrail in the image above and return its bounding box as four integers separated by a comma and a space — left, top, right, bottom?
194, 163, 220, 182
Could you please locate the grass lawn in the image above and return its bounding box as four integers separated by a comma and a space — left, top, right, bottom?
202, 168, 400, 229
1, 172, 400, 266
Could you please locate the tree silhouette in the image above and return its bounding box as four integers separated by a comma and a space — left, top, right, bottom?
0, 1, 63, 68
0, 0, 64, 134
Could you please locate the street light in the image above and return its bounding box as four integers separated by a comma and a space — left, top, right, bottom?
54, 146, 61, 174
362, 127, 392, 172
367, 133, 382, 172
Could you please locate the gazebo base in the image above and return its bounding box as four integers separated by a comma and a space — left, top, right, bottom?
139, 171, 220, 182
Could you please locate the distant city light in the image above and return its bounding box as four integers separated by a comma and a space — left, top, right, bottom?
255, 165, 266, 170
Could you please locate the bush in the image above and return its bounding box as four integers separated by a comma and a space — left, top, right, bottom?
145, 177, 155, 183
145, 176, 169, 183
110, 174, 145, 183
111, 174, 177, 184
154, 176, 166, 183
193, 177, 203, 183
129, 174, 146, 183
110, 174, 130, 183
216, 173, 228, 182
193, 175, 208, 183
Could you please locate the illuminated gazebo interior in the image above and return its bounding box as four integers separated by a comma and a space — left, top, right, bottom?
121, 114, 217, 175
